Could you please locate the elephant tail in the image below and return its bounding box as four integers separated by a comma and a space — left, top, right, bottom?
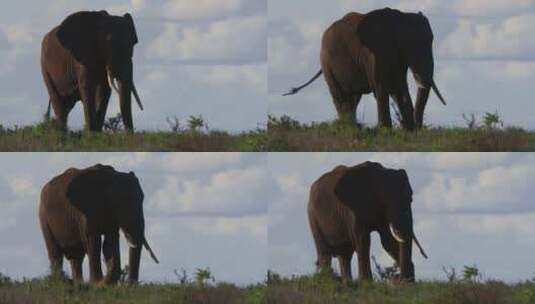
45, 101, 52, 122
283, 69, 323, 96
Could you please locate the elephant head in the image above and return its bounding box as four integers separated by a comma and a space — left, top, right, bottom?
57, 11, 143, 132
358, 8, 446, 128
333, 162, 427, 281
66, 164, 158, 283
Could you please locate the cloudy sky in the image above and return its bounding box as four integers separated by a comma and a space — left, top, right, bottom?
0, 0, 266, 132
0, 153, 270, 285
269, 153, 535, 282
269, 0, 535, 129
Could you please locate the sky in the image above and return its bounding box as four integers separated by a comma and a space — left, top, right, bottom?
0, 0, 266, 132
269, 153, 535, 283
269, 0, 535, 129
0, 153, 270, 285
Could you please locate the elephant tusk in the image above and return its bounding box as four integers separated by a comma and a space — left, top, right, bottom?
432, 80, 447, 106
108, 74, 120, 95
143, 238, 159, 264
132, 82, 144, 111
389, 224, 406, 243
412, 234, 428, 259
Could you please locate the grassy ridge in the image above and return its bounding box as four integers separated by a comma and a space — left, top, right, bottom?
1, 114, 534, 151
0, 124, 268, 152
267, 272, 535, 304
0, 278, 266, 304
267, 115, 535, 151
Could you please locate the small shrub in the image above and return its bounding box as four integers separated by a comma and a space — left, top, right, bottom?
371, 255, 399, 282
103, 113, 123, 132
268, 115, 302, 131
119, 265, 130, 284
166, 116, 182, 133
442, 266, 457, 282
187, 115, 207, 133
174, 268, 189, 285
195, 267, 215, 288
267, 270, 281, 285
462, 113, 478, 129
0, 272, 12, 286
483, 111, 504, 129
463, 265, 482, 283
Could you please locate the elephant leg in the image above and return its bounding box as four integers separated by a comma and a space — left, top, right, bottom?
334, 98, 357, 124
103, 230, 121, 285
309, 216, 333, 272
337, 251, 353, 284
355, 233, 372, 281
391, 87, 415, 130
379, 227, 414, 280
414, 88, 431, 129
79, 75, 99, 132
40, 222, 64, 277
375, 87, 392, 129
86, 235, 103, 284
95, 84, 111, 131
70, 258, 84, 284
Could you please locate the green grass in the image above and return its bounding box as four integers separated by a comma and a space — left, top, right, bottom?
0, 124, 268, 152
267, 271, 535, 304
267, 115, 535, 151
0, 276, 267, 304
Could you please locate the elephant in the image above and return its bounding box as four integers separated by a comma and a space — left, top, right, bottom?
41, 10, 144, 133
284, 8, 446, 130
307, 161, 427, 282
39, 164, 158, 285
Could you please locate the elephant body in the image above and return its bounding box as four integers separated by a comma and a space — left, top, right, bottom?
285, 8, 446, 130
39, 164, 158, 285
41, 11, 143, 132
308, 161, 427, 282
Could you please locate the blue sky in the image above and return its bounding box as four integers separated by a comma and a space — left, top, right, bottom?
0, 0, 266, 132
269, 153, 535, 282
269, 0, 535, 129
0, 153, 270, 285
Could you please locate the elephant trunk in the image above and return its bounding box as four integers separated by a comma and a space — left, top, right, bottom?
414, 87, 431, 129
128, 245, 142, 283
117, 78, 134, 133
389, 216, 415, 281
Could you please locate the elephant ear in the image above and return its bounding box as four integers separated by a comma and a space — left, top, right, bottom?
333, 163, 376, 211
66, 167, 111, 218
397, 169, 413, 201
357, 8, 401, 54
124, 13, 138, 45
57, 11, 109, 64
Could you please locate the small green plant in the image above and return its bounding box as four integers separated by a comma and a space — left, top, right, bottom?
483, 111, 504, 129
103, 113, 123, 132
462, 264, 481, 283
187, 115, 208, 133
268, 114, 302, 131
0, 272, 12, 286
194, 267, 215, 288
266, 270, 281, 285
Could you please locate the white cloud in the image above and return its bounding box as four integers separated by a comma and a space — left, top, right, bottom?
147, 15, 266, 64
454, 0, 535, 16
150, 166, 271, 216
161, 153, 243, 173
162, 0, 243, 20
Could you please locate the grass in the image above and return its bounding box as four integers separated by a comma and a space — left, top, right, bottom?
267, 114, 535, 151
2, 113, 534, 151
0, 272, 266, 304
0, 116, 268, 152
266, 270, 535, 304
